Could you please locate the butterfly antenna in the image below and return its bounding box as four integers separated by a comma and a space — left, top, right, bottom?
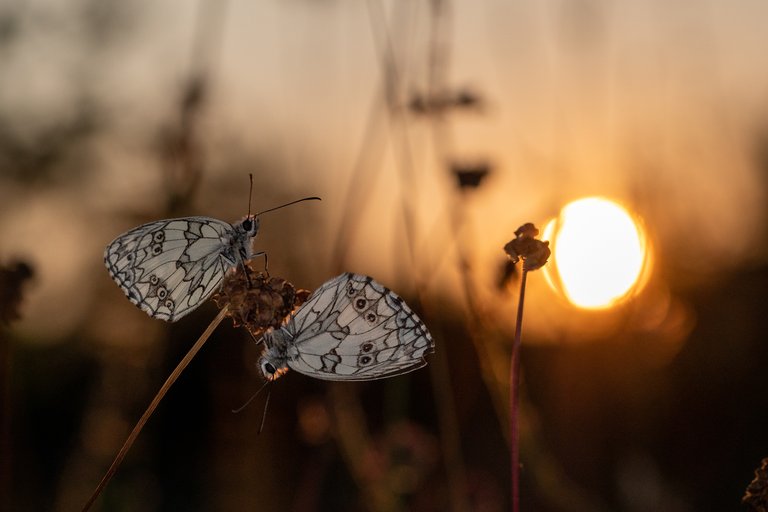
258, 384, 273, 434
253, 196, 321, 217
241, 173, 255, 289
232, 379, 270, 414
247, 173, 254, 219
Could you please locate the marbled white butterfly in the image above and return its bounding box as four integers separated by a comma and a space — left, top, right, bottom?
104, 197, 319, 321
259, 273, 434, 381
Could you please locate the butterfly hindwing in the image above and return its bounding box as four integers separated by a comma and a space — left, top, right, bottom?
104, 217, 235, 321
284, 273, 434, 381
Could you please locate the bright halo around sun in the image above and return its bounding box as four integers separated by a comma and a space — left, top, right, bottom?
542, 197, 650, 309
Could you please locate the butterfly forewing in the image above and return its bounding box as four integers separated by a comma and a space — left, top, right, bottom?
283, 273, 434, 381
104, 217, 237, 321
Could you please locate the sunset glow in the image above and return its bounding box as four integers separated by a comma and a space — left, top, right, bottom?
543, 197, 649, 309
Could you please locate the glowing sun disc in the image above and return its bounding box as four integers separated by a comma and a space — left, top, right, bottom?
543, 197, 649, 309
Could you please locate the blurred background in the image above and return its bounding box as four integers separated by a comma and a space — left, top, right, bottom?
2, 0, 768, 510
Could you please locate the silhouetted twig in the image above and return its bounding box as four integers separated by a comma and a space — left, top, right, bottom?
81, 307, 229, 511
504, 224, 549, 512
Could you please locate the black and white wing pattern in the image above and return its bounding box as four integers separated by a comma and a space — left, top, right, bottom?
104, 216, 256, 322
260, 273, 434, 381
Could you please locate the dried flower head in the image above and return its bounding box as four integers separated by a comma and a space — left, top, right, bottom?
503, 223, 550, 271
0, 260, 34, 324
451, 161, 491, 190
408, 88, 483, 115
213, 263, 310, 338
743, 458, 768, 511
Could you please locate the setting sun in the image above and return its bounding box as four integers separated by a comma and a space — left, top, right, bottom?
543, 197, 649, 309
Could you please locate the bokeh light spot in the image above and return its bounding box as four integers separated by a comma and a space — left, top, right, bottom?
543, 197, 649, 309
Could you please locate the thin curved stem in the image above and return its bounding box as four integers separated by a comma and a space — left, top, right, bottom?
81, 306, 228, 511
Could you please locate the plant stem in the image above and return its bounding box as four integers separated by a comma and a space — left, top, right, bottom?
511, 268, 528, 512
0, 330, 12, 512
81, 306, 228, 511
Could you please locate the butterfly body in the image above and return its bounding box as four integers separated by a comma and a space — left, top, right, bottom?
104, 215, 260, 322
259, 273, 433, 381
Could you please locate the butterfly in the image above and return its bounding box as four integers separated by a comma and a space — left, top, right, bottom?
104, 197, 319, 322
104, 215, 261, 321
258, 273, 434, 381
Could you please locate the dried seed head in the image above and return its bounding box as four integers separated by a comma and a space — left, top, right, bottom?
408, 88, 483, 115
743, 458, 768, 511
451, 161, 491, 190
0, 260, 34, 324
213, 263, 310, 338
504, 223, 551, 271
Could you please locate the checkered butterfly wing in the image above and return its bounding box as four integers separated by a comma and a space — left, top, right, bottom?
284, 273, 434, 380
104, 217, 238, 321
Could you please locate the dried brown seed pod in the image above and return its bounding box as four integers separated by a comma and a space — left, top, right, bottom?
0, 260, 34, 324
213, 263, 310, 338
503, 223, 550, 271
451, 162, 491, 190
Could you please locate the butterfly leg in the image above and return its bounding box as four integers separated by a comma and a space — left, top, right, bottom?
246, 328, 265, 346
250, 251, 269, 276
239, 259, 253, 288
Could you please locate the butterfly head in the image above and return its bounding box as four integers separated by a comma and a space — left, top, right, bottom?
238, 215, 260, 238
259, 356, 288, 381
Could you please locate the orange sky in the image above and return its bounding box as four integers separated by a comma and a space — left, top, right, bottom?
1, 0, 767, 342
